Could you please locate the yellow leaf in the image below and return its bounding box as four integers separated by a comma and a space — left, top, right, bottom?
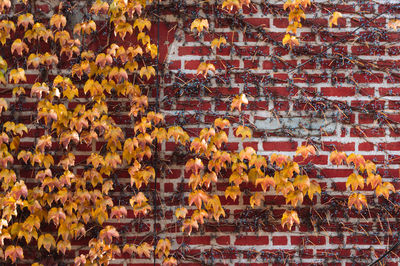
175, 207, 188, 219
296, 145, 316, 159
366, 174, 382, 189
329, 11, 342, 28
346, 173, 364, 191
196, 62, 215, 77
214, 118, 230, 129
155, 238, 171, 258
346, 153, 366, 169
17, 13, 34, 30
38, 233, 56, 252
376, 182, 395, 200
136, 242, 153, 258
281, 210, 300, 230
188, 189, 209, 209
211, 36, 226, 49
133, 18, 151, 32
9, 68, 26, 84
285, 190, 303, 207
190, 18, 209, 33
329, 150, 347, 165
293, 175, 310, 191
307, 180, 321, 200
282, 34, 299, 49
5, 245, 23, 263
50, 14, 66, 29
11, 39, 29, 55
250, 192, 264, 208
231, 94, 248, 112
225, 185, 241, 201
348, 193, 367, 211
139, 66, 156, 80
255, 175, 275, 192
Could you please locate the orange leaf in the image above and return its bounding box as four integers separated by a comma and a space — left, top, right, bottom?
281, 210, 300, 230
231, 94, 248, 112
225, 185, 241, 201
190, 18, 209, 33
255, 176, 275, 192
348, 193, 367, 211
285, 190, 303, 207
250, 192, 264, 208
99, 225, 119, 244
346, 173, 364, 191
329, 11, 342, 27
295, 145, 316, 159
376, 182, 395, 200
329, 150, 347, 165
189, 189, 209, 209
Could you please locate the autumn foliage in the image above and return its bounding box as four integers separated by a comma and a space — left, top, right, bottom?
0, 0, 398, 265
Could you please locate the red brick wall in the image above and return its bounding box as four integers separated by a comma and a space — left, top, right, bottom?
3, 0, 400, 265
151, 1, 400, 265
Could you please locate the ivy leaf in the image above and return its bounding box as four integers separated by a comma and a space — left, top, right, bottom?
99, 225, 119, 244
50, 14, 66, 29
189, 189, 209, 209
9, 68, 26, 84
110, 206, 127, 220
181, 218, 199, 235
286, 22, 302, 34
293, 175, 310, 191
359, 160, 376, 175
155, 238, 171, 258
56, 240, 71, 255
231, 94, 248, 112
250, 192, 264, 208
255, 176, 275, 192
90, 0, 109, 15
133, 18, 151, 32
348, 193, 367, 211
0, 98, 7, 114
211, 36, 226, 49
17, 13, 34, 30
296, 145, 316, 159
288, 8, 306, 23
286, 190, 304, 207
11, 39, 29, 55
329, 11, 342, 28
235, 125, 252, 139
185, 158, 204, 174
307, 180, 321, 200
136, 242, 153, 258
376, 182, 395, 200
366, 174, 382, 189
214, 118, 230, 129
329, 150, 347, 165
175, 207, 188, 219
38, 234, 56, 252
281, 210, 300, 230
163, 256, 178, 266
346, 153, 366, 169
229, 171, 248, 186
346, 173, 364, 191
5, 245, 23, 263
196, 62, 215, 77
282, 34, 299, 49
122, 244, 137, 256
225, 185, 241, 201
139, 66, 156, 80
190, 18, 209, 33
